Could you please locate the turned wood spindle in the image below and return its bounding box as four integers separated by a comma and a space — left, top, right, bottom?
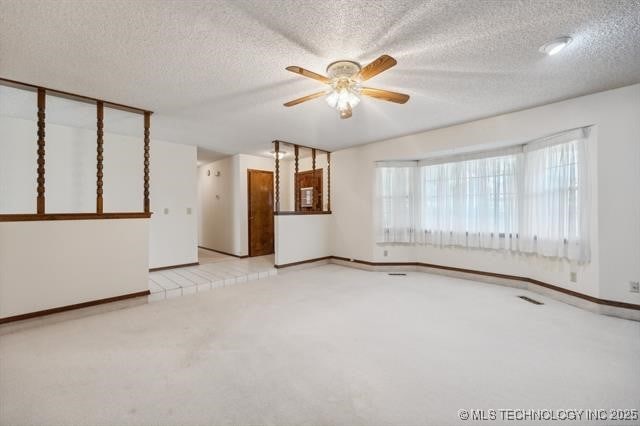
36, 88, 46, 214
143, 112, 151, 213
274, 140, 280, 212
96, 101, 104, 214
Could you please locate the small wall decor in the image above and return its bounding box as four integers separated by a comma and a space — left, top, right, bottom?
300, 187, 314, 207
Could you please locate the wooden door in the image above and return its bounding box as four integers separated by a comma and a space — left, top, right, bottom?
295, 169, 323, 211
248, 169, 274, 257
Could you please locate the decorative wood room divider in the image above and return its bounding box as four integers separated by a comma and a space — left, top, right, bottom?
272, 139, 331, 215
0, 77, 153, 222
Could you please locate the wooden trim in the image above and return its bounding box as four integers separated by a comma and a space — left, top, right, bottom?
294, 145, 300, 209
312, 148, 316, 170
272, 140, 331, 154
143, 112, 151, 213
327, 152, 331, 212
198, 246, 249, 259
274, 210, 332, 215
36, 88, 46, 214
329, 256, 640, 311
274, 256, 332, 269
96, 101, 104, 213
274, 140, 280, 212
0, 212, 152, 222
149, 262, 199, 272
0, 77, 151, 115
0, 290, 150, 324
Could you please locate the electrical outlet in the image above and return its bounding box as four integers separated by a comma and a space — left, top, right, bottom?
383, 250, 388, 257
630, 281, 640, 293
570, 272, 577, 283
163, 208, 169, 214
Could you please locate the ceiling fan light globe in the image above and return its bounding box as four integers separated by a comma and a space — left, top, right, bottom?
326, 91, 339, 108
347, 91, 360, 107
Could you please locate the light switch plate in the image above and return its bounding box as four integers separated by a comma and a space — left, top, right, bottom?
164, 208, 169, 214
186, 207, 192, 215
630, 281, 640, 293
570, 272, 577, 283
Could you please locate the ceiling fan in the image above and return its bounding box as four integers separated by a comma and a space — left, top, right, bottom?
283, 54, 410, 119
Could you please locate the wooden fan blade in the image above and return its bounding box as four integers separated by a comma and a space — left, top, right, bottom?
360, 87, 410, 104
357, 55, 397, 81
283, 91, 327, 107
285, 66, 331, 84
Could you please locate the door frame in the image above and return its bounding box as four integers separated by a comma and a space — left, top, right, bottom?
247, 168, 274, 257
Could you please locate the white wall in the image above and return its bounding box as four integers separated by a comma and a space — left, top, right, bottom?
0, 219, 149, 318
149, 140, 198, 269
0, 116, 40, 213
0, 114, 198, 269
332, 84, 640, 305
198, 156, 237, 254
275, 215, 331, 266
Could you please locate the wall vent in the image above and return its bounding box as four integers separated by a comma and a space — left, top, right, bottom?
518, 295, 544, 305
388, 273, 407, 276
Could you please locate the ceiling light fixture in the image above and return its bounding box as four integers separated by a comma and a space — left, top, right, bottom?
283, 55, 409, 119
324, 60, 362, 119
540, 36, 572, 56
271, 150, 287, 160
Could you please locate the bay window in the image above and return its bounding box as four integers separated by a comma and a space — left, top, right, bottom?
376, 127, 591, 262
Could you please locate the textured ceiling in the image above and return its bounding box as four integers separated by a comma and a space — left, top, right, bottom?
1, 0, 639, 157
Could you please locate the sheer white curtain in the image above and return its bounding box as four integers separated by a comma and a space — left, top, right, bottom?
519, 128, 590, 262
375, 162, 417, 243
374, 127, 591, 262
417, 152, 520, 250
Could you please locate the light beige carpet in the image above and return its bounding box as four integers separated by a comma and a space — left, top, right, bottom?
1, 265, 638, 425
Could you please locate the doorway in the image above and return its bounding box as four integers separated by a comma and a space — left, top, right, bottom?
247, 169, 274, 257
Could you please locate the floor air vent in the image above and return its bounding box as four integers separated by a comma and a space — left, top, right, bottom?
388, 273, 407, 276
518, 295, 544, 305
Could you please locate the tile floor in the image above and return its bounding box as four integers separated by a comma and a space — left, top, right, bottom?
148, 248, 276, 301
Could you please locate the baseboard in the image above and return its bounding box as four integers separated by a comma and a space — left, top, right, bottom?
0, 290, 151, 325
331, 257, 640, 311
274, 256, 332, 269
278, 255, 639, 320
198, 246, 249, 259
149, 262, 199, 272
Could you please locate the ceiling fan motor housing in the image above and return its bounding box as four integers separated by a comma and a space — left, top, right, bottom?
326, 60, 361, 80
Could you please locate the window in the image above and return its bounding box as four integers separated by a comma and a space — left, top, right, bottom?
419, 152, 520, 250
519, 133, 590, 261
375, 163, 416, 243
376, 127, 591, 262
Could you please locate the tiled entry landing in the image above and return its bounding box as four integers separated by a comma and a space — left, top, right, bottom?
148, 249, 276, 301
